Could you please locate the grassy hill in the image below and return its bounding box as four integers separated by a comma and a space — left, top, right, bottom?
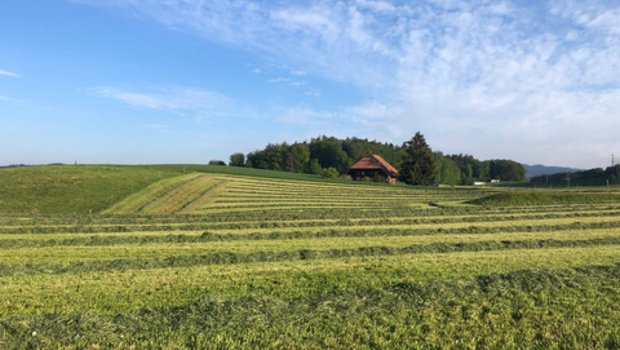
0, 164, 474, 215
0, 165, 183, 214
0, 164, 359, 215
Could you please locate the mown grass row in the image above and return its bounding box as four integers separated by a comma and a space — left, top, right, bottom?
3, 209, 620, 234
2, 263, 619, 349
4, 203, 620, 227
5, 228, 620, 263
3, 220, 620, 248
103, 173, 205, 214
2, 237, 620, 277
2, 245, 620, 316
470, 191, 620, 206
102, 173, 486, 215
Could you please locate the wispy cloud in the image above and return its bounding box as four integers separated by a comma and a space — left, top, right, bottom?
277, 106, 338, 127
0, 69, 19, 78
268, 77, 307, 87
145, 123, 169, 130
91, 86, 232, 118
290, 70, 307, 76
0, 94, 28, 106
75, 0, 620, 167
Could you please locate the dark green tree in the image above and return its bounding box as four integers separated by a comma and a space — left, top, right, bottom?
400, 132, 436, 185
229, 153, 245, 167
309, 136, 350, 173
342, 137, 403, 169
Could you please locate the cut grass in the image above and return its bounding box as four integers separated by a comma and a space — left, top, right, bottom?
104, 173, 204, 214
3, 264, 620, 349
2, 229, 619, 270
3, 166, 620, 348
2, 245, 620, 315
469, 190, 620, 207
104, 172, 485, 215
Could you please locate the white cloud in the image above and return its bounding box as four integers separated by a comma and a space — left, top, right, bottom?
91, 86, 231, 117
75, 0, 620, 168
0, 69, 18, 78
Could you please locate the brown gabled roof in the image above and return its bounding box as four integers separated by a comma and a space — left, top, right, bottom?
350, 154, 399, 176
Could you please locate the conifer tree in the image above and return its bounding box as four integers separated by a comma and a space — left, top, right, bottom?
400, 132, 436, 185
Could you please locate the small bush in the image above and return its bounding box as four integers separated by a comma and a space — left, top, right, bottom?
320, 167, 340, 179
208, 160, 227, 166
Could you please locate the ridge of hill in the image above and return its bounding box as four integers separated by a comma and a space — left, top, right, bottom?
523, 164, 580, 178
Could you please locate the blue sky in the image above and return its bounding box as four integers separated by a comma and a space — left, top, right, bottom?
1, 0, 619, 168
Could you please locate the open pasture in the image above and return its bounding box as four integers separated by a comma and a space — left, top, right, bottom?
1, 167, 620, 348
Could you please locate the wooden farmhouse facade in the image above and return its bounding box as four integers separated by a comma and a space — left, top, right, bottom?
348, 154, 399, 184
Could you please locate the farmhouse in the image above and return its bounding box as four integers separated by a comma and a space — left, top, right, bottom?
348, 154, 399, 184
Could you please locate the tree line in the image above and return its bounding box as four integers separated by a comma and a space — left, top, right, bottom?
226, 133, 525, 185
529, 165, 620, 187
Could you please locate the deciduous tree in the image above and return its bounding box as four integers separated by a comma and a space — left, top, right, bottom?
229, 153, 245, 167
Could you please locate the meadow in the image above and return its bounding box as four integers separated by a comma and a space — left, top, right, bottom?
1, 165, 620, 348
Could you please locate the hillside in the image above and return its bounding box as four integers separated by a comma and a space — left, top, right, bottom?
0, 165, 182, 214
3, 164, 617, 215
523, 164, 579, 178
106, 172, 484, 215
0, 164, 410, 215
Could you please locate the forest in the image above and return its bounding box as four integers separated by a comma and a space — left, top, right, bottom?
228, 135, 525, 185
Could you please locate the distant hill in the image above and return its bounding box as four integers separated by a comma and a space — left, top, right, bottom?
523, 164, 580, 178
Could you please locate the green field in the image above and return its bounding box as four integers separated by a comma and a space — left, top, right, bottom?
1, 165, 620, 348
